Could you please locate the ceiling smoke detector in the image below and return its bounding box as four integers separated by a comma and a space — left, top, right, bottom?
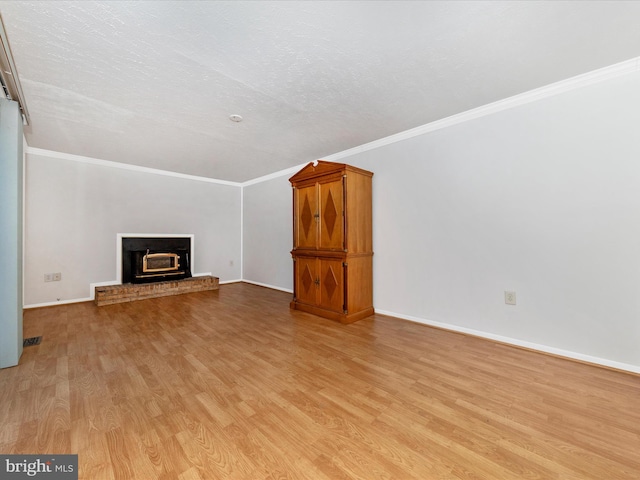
229, 114, 243, 123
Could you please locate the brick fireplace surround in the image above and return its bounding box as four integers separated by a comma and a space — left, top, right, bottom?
94, 276, 219, 306
94, 233, 219, 306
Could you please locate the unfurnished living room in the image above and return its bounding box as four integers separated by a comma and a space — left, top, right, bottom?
1, 1, 639, 479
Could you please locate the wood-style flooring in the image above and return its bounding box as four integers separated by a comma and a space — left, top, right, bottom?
1, 282, 639, 479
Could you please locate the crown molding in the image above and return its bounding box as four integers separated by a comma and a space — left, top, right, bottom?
25, 146, 243, 187
25, 56, 640, 187
243, 56, 640, 183
241, 162, 307, 187
323, 56, 640, 163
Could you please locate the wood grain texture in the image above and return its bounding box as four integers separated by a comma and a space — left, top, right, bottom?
291, 161, 373, 323
2, 282, 639, 479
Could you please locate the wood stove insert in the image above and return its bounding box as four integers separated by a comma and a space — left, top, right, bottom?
122, 237, 192, 284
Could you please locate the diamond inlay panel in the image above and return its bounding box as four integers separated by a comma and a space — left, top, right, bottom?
300, 196, 313, 240
323, 266, 338, 300
301, 265, 314, 293
324, 190, 338, 239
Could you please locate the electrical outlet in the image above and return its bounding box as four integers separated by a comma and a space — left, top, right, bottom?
505, 291, 516, 305
44, 273, 53, 282
53, 272, 62, 281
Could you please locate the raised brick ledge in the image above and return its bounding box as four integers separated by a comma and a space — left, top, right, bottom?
95, 276, 219, 306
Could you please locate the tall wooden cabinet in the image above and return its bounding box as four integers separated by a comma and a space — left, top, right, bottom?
290, 161, 374, 323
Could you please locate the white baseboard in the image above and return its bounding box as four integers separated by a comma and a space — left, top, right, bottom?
24, 283, 637, 374
192, 272, 213, 278
241, 279, 293, 293
24, 297, 93, 309
24, 272, 216, 309
88, 280, 120, 300
375, 309, 640, 375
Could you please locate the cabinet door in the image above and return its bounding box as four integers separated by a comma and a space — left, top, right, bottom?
294, 256, 317, 306
294, 184, 318, 249
318, 258, 344, 313
318, 178, 344, 251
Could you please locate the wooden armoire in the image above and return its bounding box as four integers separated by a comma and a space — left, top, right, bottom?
289, 161, 374, 323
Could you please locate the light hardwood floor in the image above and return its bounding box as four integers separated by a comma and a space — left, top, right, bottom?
1, 283, 639, 479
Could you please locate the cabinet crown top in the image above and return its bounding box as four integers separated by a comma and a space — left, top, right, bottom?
289, 160, 373, 184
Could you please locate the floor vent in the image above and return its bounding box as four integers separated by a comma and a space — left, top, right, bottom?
23, 336, 42, 347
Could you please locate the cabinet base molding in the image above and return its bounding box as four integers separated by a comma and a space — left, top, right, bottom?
290, 301, 374, 324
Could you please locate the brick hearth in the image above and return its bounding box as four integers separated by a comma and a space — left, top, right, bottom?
95, 276, 219, 306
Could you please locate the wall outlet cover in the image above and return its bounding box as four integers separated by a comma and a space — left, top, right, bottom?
505, 291, 516, 305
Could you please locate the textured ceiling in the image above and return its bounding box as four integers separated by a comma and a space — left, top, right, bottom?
2, 1, 640, 182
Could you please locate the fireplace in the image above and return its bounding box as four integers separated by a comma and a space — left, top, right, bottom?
121, 237, 192, 284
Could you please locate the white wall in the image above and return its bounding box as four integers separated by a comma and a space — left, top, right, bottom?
244, 68, 640, 372
0, 98, 23, 368
24, 152, 241, 306
20, 63, 640, 372
242, 173, 294, 291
